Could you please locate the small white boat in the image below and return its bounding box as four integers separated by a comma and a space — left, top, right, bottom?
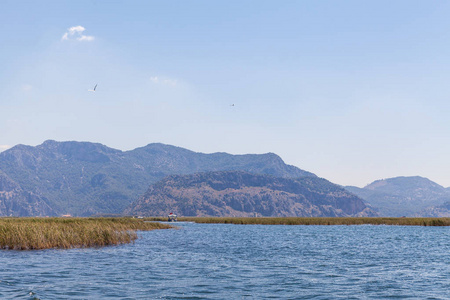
168, 213, 177, 222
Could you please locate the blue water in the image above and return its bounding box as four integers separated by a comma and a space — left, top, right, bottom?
0, 223, 448, 299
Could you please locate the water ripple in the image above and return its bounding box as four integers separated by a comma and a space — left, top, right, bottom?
0, 223, 448, 299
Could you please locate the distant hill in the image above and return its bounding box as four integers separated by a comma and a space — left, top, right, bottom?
0, 140, 315, 216
414, 202, 450, 218
125, 171, 378, 217
345, 176, 450, 217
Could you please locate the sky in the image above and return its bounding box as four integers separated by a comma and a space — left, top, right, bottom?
1, 1, 450, 188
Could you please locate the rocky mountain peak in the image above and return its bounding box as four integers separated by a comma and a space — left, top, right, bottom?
126, 171, 377, 218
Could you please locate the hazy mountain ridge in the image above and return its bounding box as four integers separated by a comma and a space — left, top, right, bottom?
0, 170, 54, 216
3, 140, 447, 218
345, 176, 450, 217
0, 140, 315, 216
125, 171, 378, 217
414, 202, 450, 218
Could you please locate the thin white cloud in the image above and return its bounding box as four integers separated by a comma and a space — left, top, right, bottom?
77, 35, 95, 42
61, 25, 95, 42
0, 145, 11, 152
69, 26, 85, 34
150, 76, 178, 86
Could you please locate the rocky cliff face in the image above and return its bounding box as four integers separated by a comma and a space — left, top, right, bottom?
125, 171, 377, 217
0, 140, 315, 216
0, 171, 54, 216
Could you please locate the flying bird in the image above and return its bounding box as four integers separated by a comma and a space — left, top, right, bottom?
230, 104, 235, 107
88, 84, 97, 92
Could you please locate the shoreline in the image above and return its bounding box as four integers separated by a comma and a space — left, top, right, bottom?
144, 217, 450, 226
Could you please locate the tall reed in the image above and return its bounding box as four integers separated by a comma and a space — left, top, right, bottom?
145, 216, 450, 226
0, 218, 172, 250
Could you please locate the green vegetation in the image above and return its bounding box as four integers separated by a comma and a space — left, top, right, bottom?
0, 217, 172, 250
145, 217, 450, 226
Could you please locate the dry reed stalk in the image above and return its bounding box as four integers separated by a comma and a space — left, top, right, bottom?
0, 218, 172, 250
144, 217, 450, 226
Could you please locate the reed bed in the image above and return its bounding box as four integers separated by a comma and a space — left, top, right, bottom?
0, 218, 172, 250
145, 216, 450, 226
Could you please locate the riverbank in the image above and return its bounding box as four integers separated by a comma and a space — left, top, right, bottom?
146, 217, 450, 226
0, 218, 172, 250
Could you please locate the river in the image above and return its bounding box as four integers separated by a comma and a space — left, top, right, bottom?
0, 222, 448, 299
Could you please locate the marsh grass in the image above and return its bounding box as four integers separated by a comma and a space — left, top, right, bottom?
145, 216, 450, 226
0, 218, 172, 250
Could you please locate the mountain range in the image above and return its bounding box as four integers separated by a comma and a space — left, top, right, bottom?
1, 140, 448, 218
0, 140, 314, 216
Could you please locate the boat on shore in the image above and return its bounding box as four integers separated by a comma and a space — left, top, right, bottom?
168, 213, 177, 222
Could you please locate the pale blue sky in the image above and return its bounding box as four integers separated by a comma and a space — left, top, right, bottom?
1, 1, 450, 187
